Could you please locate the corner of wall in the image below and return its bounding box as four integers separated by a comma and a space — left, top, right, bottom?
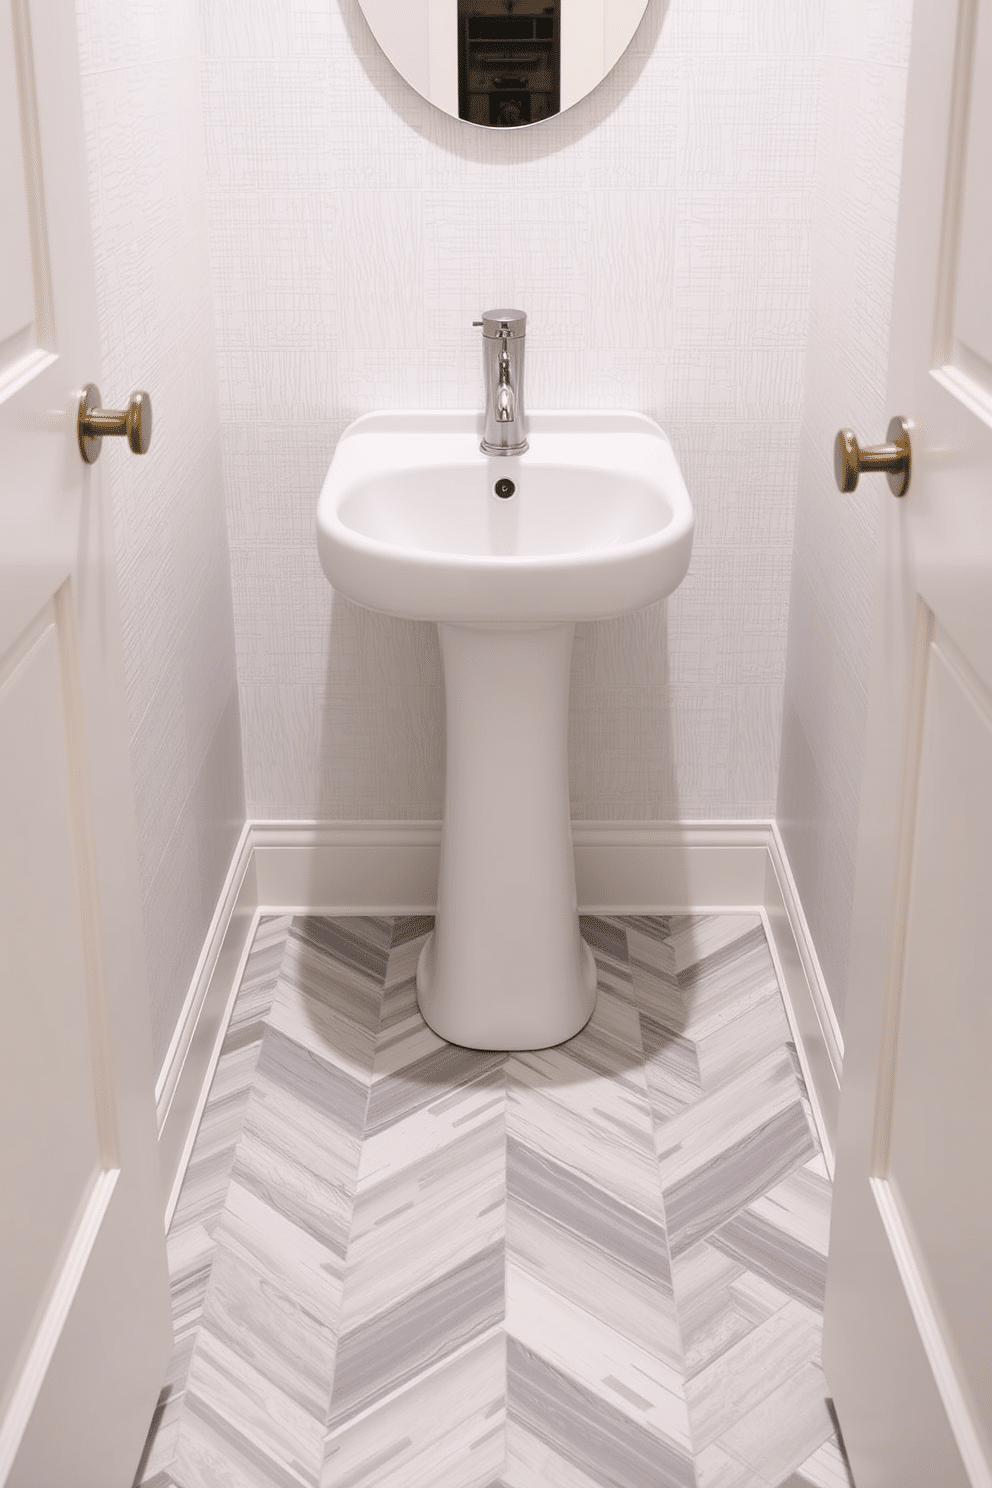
75, 0, 247, 1074
776, 5, 913, 1040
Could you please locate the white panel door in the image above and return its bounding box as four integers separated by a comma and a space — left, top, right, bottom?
823, 0, 992, 1484
0, 2, 172, 1485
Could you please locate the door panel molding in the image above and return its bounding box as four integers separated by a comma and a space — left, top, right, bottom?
933, 0, 992, 425
870, 597, 935, 1177
52, 580, 122, 1166
932, 0, 978, 368
857, 609, 992, 1484
871, 1177, 992, 1488
0, 0, 55, 401
0, 1168, 118, 1481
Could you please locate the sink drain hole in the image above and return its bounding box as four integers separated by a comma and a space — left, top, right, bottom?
494, 478, 516, 499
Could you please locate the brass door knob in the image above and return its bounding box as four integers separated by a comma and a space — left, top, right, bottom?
834, 415, 911, 497
77, 383, 153, 464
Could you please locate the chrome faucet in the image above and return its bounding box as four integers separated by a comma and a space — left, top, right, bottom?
474, 309, 528, 455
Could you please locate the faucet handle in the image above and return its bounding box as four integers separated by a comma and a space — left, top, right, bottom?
477, 309, 527, 338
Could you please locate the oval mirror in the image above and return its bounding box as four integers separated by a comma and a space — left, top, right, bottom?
358, 0, 651, 128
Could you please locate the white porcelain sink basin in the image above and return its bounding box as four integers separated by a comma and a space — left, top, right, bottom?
317, 410, 694, 623
315, 408, 694, 1052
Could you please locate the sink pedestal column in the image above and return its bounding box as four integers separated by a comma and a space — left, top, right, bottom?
416, 620, 597, 1050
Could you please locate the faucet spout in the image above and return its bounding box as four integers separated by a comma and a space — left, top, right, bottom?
477, 309, 528, 455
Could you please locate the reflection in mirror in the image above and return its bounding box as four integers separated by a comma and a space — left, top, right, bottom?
458, 0, 560, 126
358, 0, 651, 129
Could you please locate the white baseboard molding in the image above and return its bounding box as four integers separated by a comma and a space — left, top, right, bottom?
156, 817, 843, 1222
251, 819, 442, 913
763, 822, 844, 1173
156, 823, 259, 1228
572, 821, 772, 911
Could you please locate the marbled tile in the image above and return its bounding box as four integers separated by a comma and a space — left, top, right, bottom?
670, 1241, 787, 1380
507, 1265, 691, 1450
174, 1384, 317, 1488
141, 913, 849, 1488
323, 915, 509, 1464
504, 1418, 614, 1488
230, 1033, 369, 1254
749, 1157, 831, 1255
198, 1187, 342, 1419
664, 922, 785, 1061
508, 1338, 696, 1488
504, 978, 692, 1484
719, 1358, 834, 1484
364, 1039, 505, 1134
136, 916, 294, 1486
785, 1433, 856, 1488
579, 915, 636, 991
668, 916, 765, 981
384, 915, 435, 983
640, 1018, 705, 1119
322, 1330, 506, 1488
265, 936, 383, 1085
639, 915, 835, 1485
155, 914, 390, 1488
579, 913, 630, 966
329, 1240, 505, 1425
692, 1443, 767, 1488
618, 914, 676, 951
507, 1006, 666, 1216
327, 1107, 506, 1434
564, 974, 642, 1070
169, 915, 292, 1242
179, 1329, 325, 1488
624, 920, 684, 1034
656, 1050, 817, 1259
711, 1200, 827, 1312
629, 943, 690, 1039
369, 975, 446, 1072
507, 1134, 673, 1298
684, 1300, 823, 1452
507, 1188, 678, 1371
692, 988, 795, 1092
292, 914, 393, 984
333, 1078, 506, 1324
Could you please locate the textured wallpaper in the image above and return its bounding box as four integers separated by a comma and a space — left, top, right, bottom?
777, 0, 912, 1031
200, 0, 823, 823
71, 0, 913, 1060
76, 0, 245, 1069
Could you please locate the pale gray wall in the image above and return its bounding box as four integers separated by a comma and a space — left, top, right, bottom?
74, 0, 916, 1072
200, 0, 823, 824
777, 0, 913, 1031
76, 0, 246, 1071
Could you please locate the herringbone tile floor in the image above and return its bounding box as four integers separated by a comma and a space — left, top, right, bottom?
136, 913, 852, 1488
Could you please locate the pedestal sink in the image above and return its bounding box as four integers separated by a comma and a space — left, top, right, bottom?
317, 411, 693, 1049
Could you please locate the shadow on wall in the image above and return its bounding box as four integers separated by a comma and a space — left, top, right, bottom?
571, 600, 692, 945
570, 599, 681, 825
337, 0, 674, 157
318, 594, 447, 823
314, 593, 682, 831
